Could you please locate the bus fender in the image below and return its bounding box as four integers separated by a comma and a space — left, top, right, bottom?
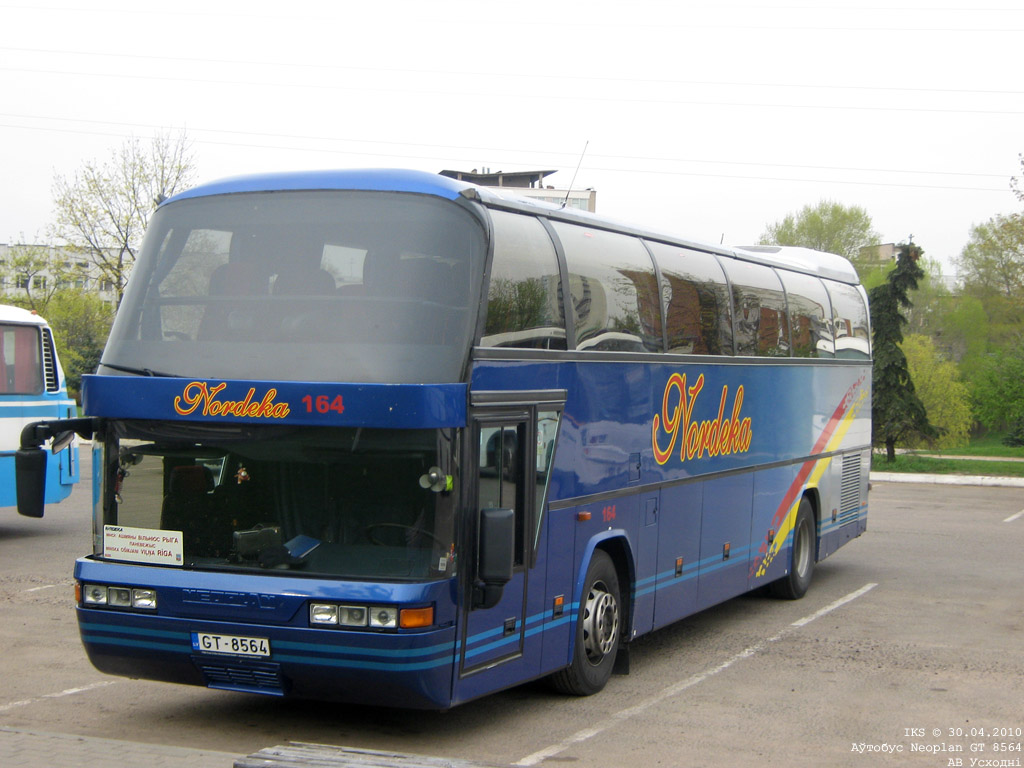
801, 487, 823, 561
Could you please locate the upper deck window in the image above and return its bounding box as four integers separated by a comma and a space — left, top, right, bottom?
551, 222, 662, 353
720, 259, 791, 357
106, 191, 487, 384
481, 211, 566, 350
779, 271, 835, 358
827, 282, 871, 359
649, 243, 732, 356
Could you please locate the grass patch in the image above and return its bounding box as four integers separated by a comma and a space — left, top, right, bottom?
925, 433, 1024, 459
871, 452, 1024, 477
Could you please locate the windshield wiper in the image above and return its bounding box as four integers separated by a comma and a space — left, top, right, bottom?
98, 361, 180, 378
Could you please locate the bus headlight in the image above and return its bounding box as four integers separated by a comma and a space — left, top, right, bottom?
309, 604, 372, 626
338, 606, 368, 627
80, 582, 157, 611
132, 589, 158, 610
108, 587, 132, 607
309, 604, 339, 625
83, 584, 108, 605
308, 603, 430, 631
369, 607, 398, 629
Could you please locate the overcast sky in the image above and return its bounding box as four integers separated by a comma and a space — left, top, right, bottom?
2, 0, 1023, 274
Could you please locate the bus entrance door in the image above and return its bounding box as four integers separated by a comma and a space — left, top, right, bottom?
455, 411, 537, 701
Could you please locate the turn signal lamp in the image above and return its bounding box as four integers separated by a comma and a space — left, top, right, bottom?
399, 606, 434, 629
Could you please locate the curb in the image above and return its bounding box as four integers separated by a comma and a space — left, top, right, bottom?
870, 472, 1024, 488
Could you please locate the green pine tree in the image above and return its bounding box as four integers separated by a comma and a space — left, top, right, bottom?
869, 243, 940, 461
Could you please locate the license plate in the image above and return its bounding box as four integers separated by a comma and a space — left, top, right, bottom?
191, 632, 270, 657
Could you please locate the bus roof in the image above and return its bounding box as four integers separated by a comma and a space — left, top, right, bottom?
0, 304, 48, 326
163, 168, 472, 204
163, 168, 861, 285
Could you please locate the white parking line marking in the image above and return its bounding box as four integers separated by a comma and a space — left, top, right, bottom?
790, 582, 878, 627
513, 583, 879, 767
23, 584, 57, 593
1004, 509, 1024, 523
0, 681, 118, 714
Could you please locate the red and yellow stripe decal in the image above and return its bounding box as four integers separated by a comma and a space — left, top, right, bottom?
752, 375, 869, 579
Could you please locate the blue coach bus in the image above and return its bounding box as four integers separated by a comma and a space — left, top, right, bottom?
2, 304, 78, 512
16, 169, 870, 708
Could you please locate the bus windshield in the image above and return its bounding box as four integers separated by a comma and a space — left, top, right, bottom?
104, 190, 487, 384
102, 422, 456, 581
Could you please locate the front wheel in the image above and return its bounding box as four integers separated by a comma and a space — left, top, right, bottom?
770, 496, 816, 600
550, 549, 621, 696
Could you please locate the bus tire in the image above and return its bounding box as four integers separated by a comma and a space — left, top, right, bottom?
770, 496, 816, 600
550, 549, 621, 696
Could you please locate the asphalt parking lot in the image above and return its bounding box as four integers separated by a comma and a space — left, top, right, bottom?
1, 467, 1021, 767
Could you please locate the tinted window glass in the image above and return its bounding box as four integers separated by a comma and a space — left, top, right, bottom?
478, 421, 526, 566
551, 222, 662, 352
0, 323, 43, 394
534, 410, 559, 549
779, 271, 835, 358
828, 282, 871, 359
482, 211, 566, 350
648, 243, 732, 355
105, 424, 455, 581
721, 260, 791, 356
105, 191, 486, 384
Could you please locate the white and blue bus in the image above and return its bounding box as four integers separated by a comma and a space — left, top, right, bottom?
2, 304, 79, 513
16, 170, 870, 707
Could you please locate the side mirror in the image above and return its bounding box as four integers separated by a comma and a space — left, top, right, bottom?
15, 448, 47, 518
14, 416, 100, 519
475, 507, 514, 609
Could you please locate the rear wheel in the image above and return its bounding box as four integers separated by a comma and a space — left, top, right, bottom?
550, 550, 621, 696
770, 496, 816, 600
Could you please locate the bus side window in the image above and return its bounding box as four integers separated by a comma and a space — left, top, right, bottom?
827, 282, 871, 359
533, 410, 559, 551
0, 324, 43, 394
551, 222, 662, 353
482, 212, 566, 350
649, 243, 731, 355
720, 260, 791, 357
779, 271, 835, 358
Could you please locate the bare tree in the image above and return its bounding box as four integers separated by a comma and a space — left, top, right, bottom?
2, 237, 83, 312
51, 130, 196, 306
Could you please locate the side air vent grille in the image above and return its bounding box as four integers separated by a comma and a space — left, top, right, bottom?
41, 327, 59, 392
839, 453, 862, 524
